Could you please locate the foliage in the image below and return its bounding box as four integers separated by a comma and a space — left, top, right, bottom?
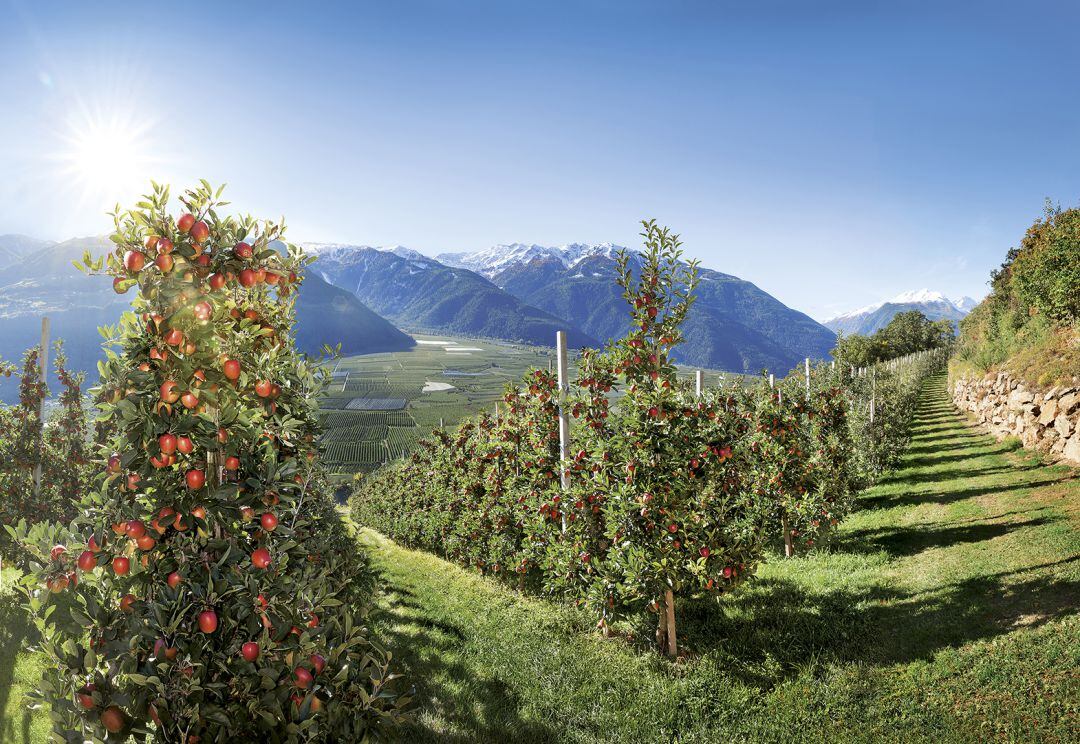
7, 182, 406, 742
953, 201, 1080, 386
832, 310, 954, 368
0, 342, 89, 561
352, 220, 946, 657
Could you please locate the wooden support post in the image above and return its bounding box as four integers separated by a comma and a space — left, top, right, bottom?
439, 417, 444, 429
556, 331, 571, 530
664, 588, 677, 657
870, 368, 876, 424
768, 373, 774, 389
695, 370, 703, 398
33, 316, 49, 500
804, 357, 810, 397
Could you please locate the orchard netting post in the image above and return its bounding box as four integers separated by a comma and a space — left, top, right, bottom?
32, 316, 49, 500
556, 330, 571, 531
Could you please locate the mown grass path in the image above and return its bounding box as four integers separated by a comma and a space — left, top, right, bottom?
362, 374, 1079, 743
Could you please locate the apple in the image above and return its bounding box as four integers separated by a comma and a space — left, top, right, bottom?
167, 571, 182, 588
191, 505, 207, 519
112, 556, 130, 576
193, 301, 213, 321
119, 593, 137, 612
164, 328, 184, 347
100, 705, 127, 734
113, 276, 129, 294
160, 380, 180, 403
198, 609, 218, 634
190, 220, 209, 243
294, 667, 313, 689
224, 456, 240, 471
50, 544, 66, 560
177, 435, 194, 454
124, 251, 146, 272
177, 213, 196, 233
251, 548, 272, 569
185, 469, 205, 490
309, 653, 326, 674
240, 505, 255, 521
88, 535, 102, 553
157, 237, 174, 254
125, 520, 146, 538
107, 453, 122, 474
238, 268, 257, 287
180, 391, 199, 409
233, 241, 253, 259
156, 253, 174, 273
77, 550, 97, 572
158, 433, 177, 455
136, 534, 156, 551
260, 512, 278, 532
209, 272, 226, 290
254, 379, 272, 398
223, 359, 241, 381
241, 641, 260, 662
76, 684, 96, 709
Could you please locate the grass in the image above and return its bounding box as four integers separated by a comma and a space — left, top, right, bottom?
0, 567, 50, 744
3, 374, 1076, 742
361, 374, 1080, 743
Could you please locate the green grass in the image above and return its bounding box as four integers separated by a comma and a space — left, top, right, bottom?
0, 568, 50, 744
361, 374, 1080, 743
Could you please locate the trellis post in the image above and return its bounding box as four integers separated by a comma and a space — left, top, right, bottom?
556, 331, 571, 531
695, 370, 704, 397
804, 357, 810, 398
33, 316, 50, 499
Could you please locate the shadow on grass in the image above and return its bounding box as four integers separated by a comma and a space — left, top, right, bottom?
875, 463, 1041, 487
674, 566, 1080, 691
843, 516, 1061, 557
369, 580, 555, 744
860, 475, 1072, 510
0, 588, 39, 744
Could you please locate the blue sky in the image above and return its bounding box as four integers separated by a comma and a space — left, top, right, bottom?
2, 1, 1078, 320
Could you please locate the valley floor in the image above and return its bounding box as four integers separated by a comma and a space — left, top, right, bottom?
362, 375, 1079, 743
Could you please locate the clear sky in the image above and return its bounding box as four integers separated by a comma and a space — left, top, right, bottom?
2, 1, 1078, 320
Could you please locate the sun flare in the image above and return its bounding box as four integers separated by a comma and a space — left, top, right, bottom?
53, 107, 160, 209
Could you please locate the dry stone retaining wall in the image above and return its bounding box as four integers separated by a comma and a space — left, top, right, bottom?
952, 371, 1080, 465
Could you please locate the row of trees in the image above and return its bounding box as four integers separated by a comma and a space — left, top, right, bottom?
351, 223, 946, 656
5, 184, 408, 742
833, 310, 955, 368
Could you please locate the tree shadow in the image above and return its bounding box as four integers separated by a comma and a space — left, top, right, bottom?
368, 578, 555, 743
860, 475, 1072, 509
843, 516, 1061, 557
0, 589, 39, 744
876, 463, 1040, 487
676, 564, 1079, 691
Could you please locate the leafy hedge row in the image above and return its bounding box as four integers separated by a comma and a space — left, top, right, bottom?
351, 223, 946, 654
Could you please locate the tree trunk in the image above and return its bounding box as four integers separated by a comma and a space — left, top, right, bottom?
664, 588, 677, 658
782, 515, 794, 558
655, 598, 668, 651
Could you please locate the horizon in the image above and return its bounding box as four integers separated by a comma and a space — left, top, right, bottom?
4, 1, 1078, 320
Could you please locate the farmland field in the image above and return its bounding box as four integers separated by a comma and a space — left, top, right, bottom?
319, 335, 740, 477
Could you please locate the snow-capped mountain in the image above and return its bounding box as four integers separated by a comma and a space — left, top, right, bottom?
824, 289, 978, 336
437, 242, 631, 277
304, 243, 427, 262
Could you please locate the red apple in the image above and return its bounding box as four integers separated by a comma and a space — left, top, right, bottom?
294, 667, 313, 689
209, 272, 226, 290
76, 684, 97, 709
124, 251, 146, 272
238, 268, 257, 287
177, 213, 196, 233
254, 379, 272, 398
50, 544, 66, 560
100, 705, 127, 734
119, 593, 137, 613
251, 548, 272, 569
160, 380, 180, 403
156, 253, 174, 273
309, 653, 326, 675
125, 520, 146, 539
167, 571, 182, 588
185, 469, 205, 490
224, 456, 240, 471
223, 359, 241, 381
198, 609, 218, 634
157, 237, 174, 254
190, 220, 210, 243
158, 433, 177, 454
77, 550, 97, 572
241, 641, 260, 662
260, 512, 278, 532
177, 435, 194, 454
233, 241, 253, 259
112, 556, 130, 576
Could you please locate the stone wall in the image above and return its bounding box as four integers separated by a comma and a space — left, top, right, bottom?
951, 371, 1080, 465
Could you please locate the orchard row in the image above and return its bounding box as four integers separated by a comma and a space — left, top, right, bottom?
351, 223, 947, 655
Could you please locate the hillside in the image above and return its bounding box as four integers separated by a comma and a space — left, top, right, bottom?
441, 244, 836, 374
0, 234, 53, 268
826, 289, 974, 336
306, 244, 599, 348
0, 236, 414, 401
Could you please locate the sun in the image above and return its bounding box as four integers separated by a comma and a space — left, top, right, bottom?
53, 106, 160, 210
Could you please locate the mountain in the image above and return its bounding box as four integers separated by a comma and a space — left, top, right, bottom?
0, 234, 54, 268
305, 244, 599, 348
824, 289, 975, 336
438, 243, 836, 374
0, 236, 413, 402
